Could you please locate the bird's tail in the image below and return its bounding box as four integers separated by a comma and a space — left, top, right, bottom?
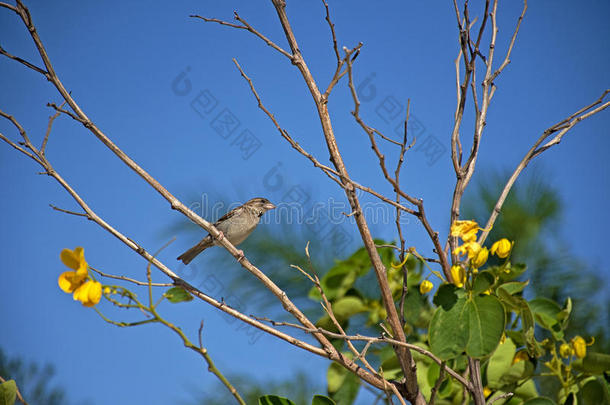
177, 237, 213, 265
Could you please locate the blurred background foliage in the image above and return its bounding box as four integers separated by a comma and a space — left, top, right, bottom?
0, 348, 67, 405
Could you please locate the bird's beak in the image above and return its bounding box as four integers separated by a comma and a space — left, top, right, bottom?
263, 202, 276, 210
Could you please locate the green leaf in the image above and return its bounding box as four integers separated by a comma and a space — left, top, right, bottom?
521, 301, 544, 357
258, 395, 296, 405
327, 358, 360, 405
310, 244, 389, 301
557, 297, 572, 328
487, 338, 517, 389
311, 395, 336, 405
429, 296, 468, 360
497, 286, 524, 310
331, 296, 367, 320
432, 284, 460, 310
515, 379, 539, 400
529, 298, 561, 328
379, 355, 403, 380
403, 285, 431, 328
522, 397, 557, 405
529, 297, 564, 339
472, 271, 495, 295
164, 287, 193, 303
426, 362, 454, 399
577, 352, 610, 374
581, 377, 610, 405
499, 263, 527, 281
316, 296, 367, 332
0, 380, 17, 405
499, 280, 529, 295
464, 295, 506, 358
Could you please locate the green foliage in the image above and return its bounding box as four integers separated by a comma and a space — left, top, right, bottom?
163, 286, 193, 303
429, 292, 505, 359
0, 348, 66, 405
0, 380, 16, 405
257, 394, 336, 405
327, 360, 360, 405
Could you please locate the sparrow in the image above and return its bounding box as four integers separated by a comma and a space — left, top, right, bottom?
177, 197, 276, 264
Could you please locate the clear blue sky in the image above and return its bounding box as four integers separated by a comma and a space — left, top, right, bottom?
1, 1, 608, 404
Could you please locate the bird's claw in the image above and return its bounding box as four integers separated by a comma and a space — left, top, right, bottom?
216, 231, 224, 241
236, 249, 245, 262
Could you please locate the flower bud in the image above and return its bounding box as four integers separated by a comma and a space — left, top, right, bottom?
491, 238, 513, 259
419, 280, 433, 294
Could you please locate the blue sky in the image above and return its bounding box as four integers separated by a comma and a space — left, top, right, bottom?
1, 1, 609, 404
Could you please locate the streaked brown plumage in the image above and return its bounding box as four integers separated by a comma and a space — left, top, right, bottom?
177, 197, 276, 264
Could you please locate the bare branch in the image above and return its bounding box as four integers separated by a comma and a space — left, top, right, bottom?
254, 315, 473, 392
231, 57, 418, 216
322, 0, 340, 64
89, 266, 173, 287
267, 3, 424, 400
190, 13, 293, 60
41, 100, 66, 154
478, 90, 610, 244
0, 44, 47, 76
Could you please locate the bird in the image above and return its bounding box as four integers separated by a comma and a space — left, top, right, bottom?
177, 197, 276, 265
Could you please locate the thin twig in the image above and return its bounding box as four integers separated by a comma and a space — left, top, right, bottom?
478, 89, 609, 244
190, 13, 292, 60
89, 266, 173, 287
41, 100, 66, 154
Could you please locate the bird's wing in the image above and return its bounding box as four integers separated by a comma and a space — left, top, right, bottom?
214, 205, 242, 226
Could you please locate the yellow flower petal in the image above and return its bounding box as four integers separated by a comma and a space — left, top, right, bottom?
571, 336, 587, 358
85, 281, 102, 307
60, 247, 88, 275
451, 265, 465, 288
58, 270, 87, 293
471, 247, 489, 268
490, 238, 513, 259
73, 280, 102, 307
451, 220, 480, 242
60, 248, 80, 270
455, 241, 482, 260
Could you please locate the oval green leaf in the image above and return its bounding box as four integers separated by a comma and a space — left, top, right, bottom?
311, 395, 336, 405
429, 297, 468, 360
464, 295, 506, 358
258, 395, 296, 405
0, 380, 17, 405
164, 287, 193, 303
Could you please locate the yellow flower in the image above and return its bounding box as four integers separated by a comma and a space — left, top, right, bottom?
73, 280, 102, 307
570, 336, 594, 359
103, 287, 111, 295
451, 265, 466, 288
58, 247, 89, 293
512, 350, 529, 364
491, 238, 513, 259
471, 247, 489, 268
451, 220, 480, 242
483, 387, 492, 398
58, 247, 101, 307
559, 343, 573, 358
420, 280, 433, 294
455, 241, 482, 259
